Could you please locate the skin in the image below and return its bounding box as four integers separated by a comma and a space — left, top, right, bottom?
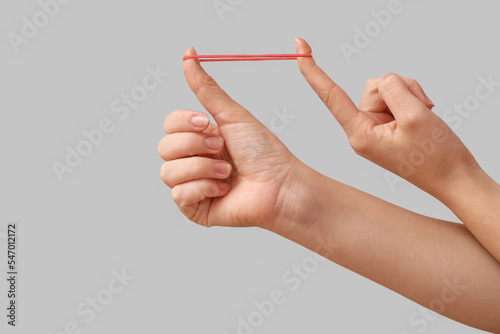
295, 38, 500, 265
158, 39, 500, 332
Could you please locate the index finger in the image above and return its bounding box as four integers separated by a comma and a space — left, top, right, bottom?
296, 38, 359, 132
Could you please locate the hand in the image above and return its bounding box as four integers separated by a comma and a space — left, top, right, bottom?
158, 47, 307, 230
295, 38, 480, 197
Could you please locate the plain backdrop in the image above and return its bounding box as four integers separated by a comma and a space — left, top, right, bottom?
1, 0, 499, 333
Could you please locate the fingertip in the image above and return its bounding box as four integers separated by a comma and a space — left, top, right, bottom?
185, 46, 195, 56
218, 180, 231, 194
183, 47, 207, 93
295, 38, 314, 71
183, 46, 201, 70
295, 38, 312, 54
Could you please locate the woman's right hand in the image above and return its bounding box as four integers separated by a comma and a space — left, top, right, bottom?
295, 38, 480, 198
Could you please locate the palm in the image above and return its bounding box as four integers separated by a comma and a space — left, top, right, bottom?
193, 122, 297, 228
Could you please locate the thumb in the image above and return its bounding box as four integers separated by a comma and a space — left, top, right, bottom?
295, 38, 358, 132
359, 76, 435, 112
378, 73, 430, 124
183, 47, 258, 126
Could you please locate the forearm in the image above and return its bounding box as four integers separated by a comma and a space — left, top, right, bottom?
433, 166, 500, 263
270, 164, 500, 333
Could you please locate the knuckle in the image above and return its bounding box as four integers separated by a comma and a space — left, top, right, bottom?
163, 118, 169, 133
157, 137, 169, 159
194, 75, 219, 95
157, 140, 165, 158
349, 134, 369, 155
364, 77, 380, 90
204, 75, 219, 88
171, 186, 184, 205
188, 134, 205, 155
317, 83, 338, 108
163, 110, 180, 133
317, 89, 331, 106
190, 157, 208, 177
160, 162, 174, 187
401, 112, 423, 129
379, 73, 400, 94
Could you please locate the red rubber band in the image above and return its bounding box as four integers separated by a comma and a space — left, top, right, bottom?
183, 54, 313, 62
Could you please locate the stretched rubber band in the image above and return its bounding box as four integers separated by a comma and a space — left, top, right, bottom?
183, 54, 313, 62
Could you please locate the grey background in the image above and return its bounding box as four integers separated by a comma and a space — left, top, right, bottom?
1, 0, 499, 333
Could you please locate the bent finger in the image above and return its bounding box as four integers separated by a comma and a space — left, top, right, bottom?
378, 73, 430, 125
164, 110, 211, 134
158, 132, 223, 161
160, 157, 231, 188
172, 179, 230, 210
359, 77, 434, 111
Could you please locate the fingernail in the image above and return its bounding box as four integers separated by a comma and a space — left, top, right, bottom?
295, 37, 300, 53
191, 115, 209, 127
424, 93, 435, 107
215, 161, 231, 174
205, 136, 222, 150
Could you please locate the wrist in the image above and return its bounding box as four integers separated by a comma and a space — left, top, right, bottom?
434, 162, 500, 262
264, 161, 351, 260
265, 161, 324, 236
432, 161, 496, 213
